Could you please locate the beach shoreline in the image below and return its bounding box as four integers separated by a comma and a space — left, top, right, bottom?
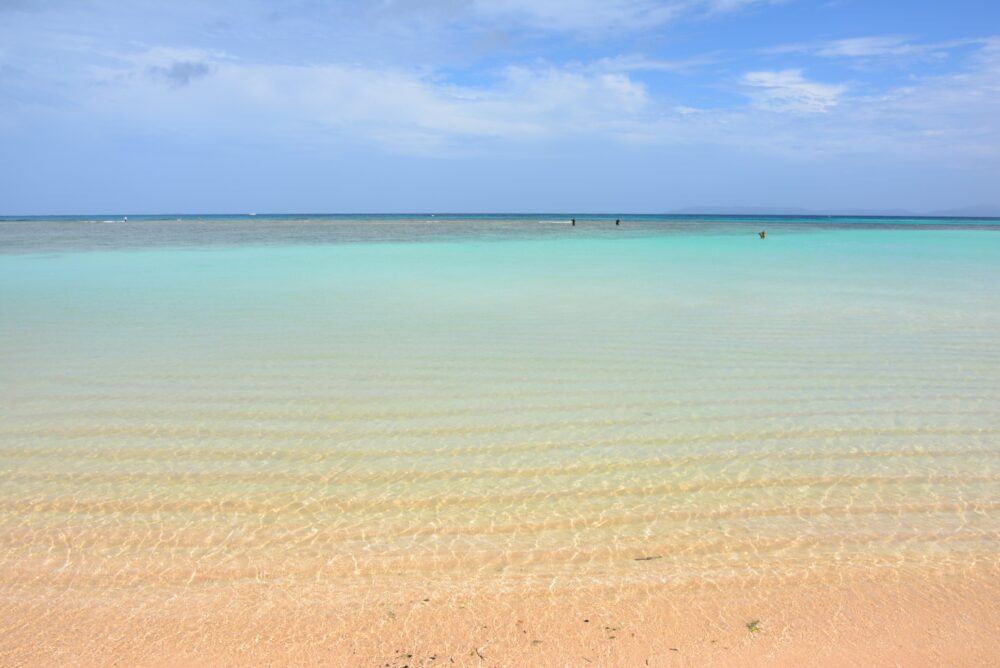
3, 561, 998, 666
2, 220, 999, 666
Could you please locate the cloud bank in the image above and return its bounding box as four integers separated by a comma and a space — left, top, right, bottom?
1, 0, 998, 213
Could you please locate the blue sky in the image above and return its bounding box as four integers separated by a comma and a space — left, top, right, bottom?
1, 0, 999, 214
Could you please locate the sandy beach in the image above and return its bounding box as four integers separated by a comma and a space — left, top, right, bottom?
3, 561, 998, 666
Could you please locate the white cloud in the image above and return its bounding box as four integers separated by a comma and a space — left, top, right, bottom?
860, 38, 1000, 158
710, 40, 1000, 160
814, 36, 916, 58
81, 49, 653, 153
471, 0, 680, 32
12, 30, 1000, 165
742, 69, 847, 113
467, 0, 780, 34
590, 53, 720, 73
769, 35, 989, 64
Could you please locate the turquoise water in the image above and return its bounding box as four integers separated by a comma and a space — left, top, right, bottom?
1, 217, 999, 598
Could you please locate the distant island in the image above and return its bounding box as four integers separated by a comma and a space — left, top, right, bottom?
674, 204, 1000, 217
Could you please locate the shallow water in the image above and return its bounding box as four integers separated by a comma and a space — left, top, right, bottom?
1, 216, 999, 606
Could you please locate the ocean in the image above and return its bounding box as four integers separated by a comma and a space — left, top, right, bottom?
1, 214, 999, 662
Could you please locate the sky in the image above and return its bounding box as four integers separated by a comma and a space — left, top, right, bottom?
1, 0, 999, 215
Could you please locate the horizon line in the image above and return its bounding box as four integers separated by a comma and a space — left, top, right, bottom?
3, 211, 1000, 220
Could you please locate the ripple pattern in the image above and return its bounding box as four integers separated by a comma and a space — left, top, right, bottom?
1, 223, 999, 623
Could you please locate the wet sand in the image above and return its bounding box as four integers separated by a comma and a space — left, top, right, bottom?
3, 561, 998, 666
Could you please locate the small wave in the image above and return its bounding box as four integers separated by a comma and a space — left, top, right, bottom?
538, 220, 572, 225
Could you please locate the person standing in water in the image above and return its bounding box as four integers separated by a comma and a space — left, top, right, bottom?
571, 218, 576, 226
616, 219, 620, 226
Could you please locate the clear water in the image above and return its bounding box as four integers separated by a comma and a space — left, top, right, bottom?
1, 215, 999, 598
